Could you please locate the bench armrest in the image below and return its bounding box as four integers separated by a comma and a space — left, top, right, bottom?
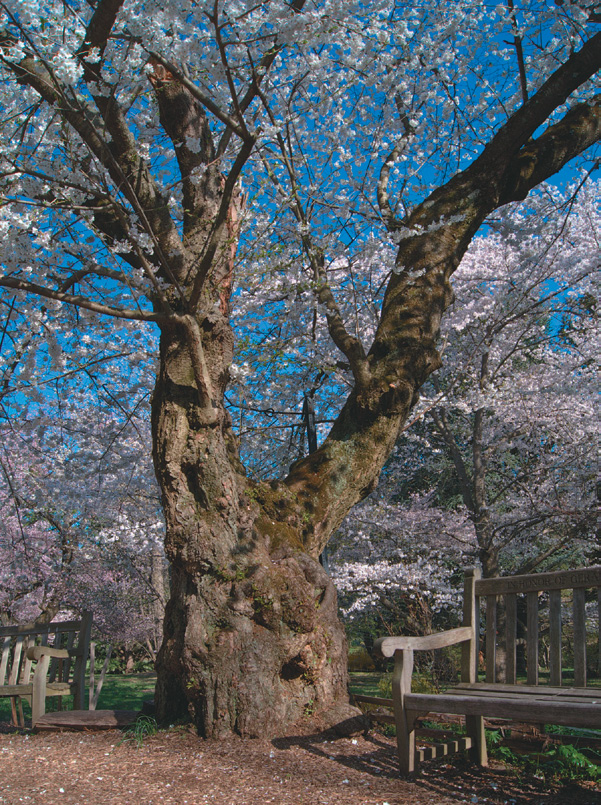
27, 646, 70, 661
373, 626, 474, 658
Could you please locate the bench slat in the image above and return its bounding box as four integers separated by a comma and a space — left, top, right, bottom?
598, 587, 601, 678
485, 596, 496, 684
475, 567, 601, 596
404, 692, 601, 727
453, 682, 596, 696
353, 694, 394, 707
0, 620, 84, 637
8, 636, 24, 685
0, 636, 11, 686
549, 590, 562, 686
64, 630, 76, 684
48, 629, 61, 684
20, 637, 34, 688
0, 684, 34, 696
366, 710, 396, 724
526, 592, 538, 686
573, 587, 587, 688
505, 593, 517, 685
448, 687, 595, 704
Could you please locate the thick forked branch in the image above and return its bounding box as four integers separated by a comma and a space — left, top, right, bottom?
283, 33, 601, 558
148, 59, 219, 241
499, 96, 601, 203
2, 40, 185, 288
187, 137, 253, 310
78, 0, 124, 59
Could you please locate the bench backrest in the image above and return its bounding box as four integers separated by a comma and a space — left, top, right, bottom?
0, 612, 92, 690
462, 567, 601, 687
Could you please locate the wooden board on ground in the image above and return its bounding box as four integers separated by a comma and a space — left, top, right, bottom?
35, 709, 139, 731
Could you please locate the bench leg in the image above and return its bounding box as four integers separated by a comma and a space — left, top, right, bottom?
31, 654, 51, 727
10, 696, 18, 728
466, 715, 488, 766
397, 709, 419, 775
392, 648, 416, 775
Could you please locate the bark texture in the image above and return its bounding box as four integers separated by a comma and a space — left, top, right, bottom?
151, 313, 351, 736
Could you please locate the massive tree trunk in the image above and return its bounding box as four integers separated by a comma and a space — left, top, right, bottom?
151, 312, 351, 736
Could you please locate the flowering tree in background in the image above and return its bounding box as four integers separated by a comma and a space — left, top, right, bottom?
0, 230, 167, 642
0, 0, 599, 738
330, 181, 599, 632
422, 182, 599, 577
0, 405, 167, 652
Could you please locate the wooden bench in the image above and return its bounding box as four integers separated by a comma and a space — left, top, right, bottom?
0, 612, 92, 727
355, 567, 601, 775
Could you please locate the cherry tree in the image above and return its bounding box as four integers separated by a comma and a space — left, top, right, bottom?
0, 0, 599, 738
422, 181, 600, 578
0, 401, 167, 648
330, 180, 599, 634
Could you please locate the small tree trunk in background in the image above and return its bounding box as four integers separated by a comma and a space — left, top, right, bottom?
124, 647, 135, 675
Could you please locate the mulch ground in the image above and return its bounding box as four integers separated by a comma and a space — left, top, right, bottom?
1, 724, 600, 805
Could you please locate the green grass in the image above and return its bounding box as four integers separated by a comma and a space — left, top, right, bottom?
94, 672, 156, 711
348, 671, 383, 697
0, 672, 156, 725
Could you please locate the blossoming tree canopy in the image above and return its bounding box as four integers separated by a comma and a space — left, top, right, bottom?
331, 182, 600, 623
0, 0, 599, 738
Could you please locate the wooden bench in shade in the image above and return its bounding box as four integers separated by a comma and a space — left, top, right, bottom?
355, 566, 601, 775
0, 612, 92, 727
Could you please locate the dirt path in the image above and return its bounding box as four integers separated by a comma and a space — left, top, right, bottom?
1, 727, 599, 805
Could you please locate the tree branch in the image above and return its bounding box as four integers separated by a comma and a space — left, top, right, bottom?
506, 0, 528, 104
216, 0, 307, 156
145, 50, 253, 143
178, 314, 219, 422
469, 30, 601, 177
498, 96, 601, 205
431, 409, 476, 512
78, 0, 124, 59
187, 138, 253, 310
312, 251, 371, 388
0, 277, 169, 323
1, 33, 186, 288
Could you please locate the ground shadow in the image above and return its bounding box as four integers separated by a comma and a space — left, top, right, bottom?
272, 728, 601, 805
